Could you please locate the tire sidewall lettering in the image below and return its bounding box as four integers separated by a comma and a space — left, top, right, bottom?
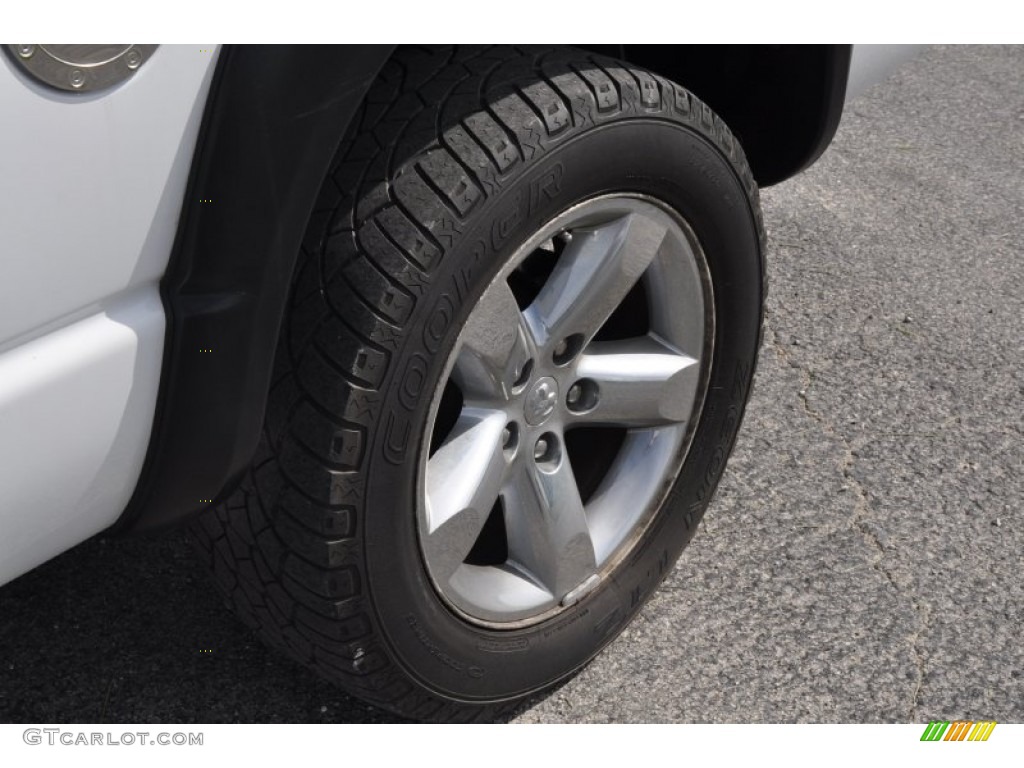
490, 162, 565, 251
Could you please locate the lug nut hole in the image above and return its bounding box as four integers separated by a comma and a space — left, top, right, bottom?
552, 334, 584, 366
502, 422, 520, 458
533, 432, 561, 467
512, 359, 534, 392
566, 379, 600, 413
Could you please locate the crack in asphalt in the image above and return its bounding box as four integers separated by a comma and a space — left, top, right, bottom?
763, 311, 931, 721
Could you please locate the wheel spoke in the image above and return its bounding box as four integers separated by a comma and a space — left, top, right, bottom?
572, 336, 700, 427
501, 454, 596, 599
452, 280, 533, 401
424, 408, 508, 583
524, 212, 669, 349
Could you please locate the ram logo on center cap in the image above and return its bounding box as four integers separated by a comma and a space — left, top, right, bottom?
525, 377, 558, 425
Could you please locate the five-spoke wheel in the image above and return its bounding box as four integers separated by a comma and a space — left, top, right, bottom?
420, 195, 713, 626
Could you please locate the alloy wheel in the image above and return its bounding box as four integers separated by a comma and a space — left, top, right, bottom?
419, 195, 714, 626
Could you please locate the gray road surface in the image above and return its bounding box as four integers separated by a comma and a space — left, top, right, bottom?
1, 44, 1021, 724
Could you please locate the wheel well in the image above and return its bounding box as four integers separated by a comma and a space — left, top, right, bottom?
120, 44, 844, 535
579, 45, 852, 186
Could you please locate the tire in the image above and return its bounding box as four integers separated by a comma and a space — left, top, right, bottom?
190, 45, 765, 721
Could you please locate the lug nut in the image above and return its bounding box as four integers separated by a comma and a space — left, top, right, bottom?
534, 438, 548, 461
502, 423, 519, 457
533, 433, 560, 466
566, 379, 599, 413
566, 383, 582, 406
552, 334, 583, 366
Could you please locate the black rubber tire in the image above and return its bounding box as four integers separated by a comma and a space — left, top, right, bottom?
190, 45, 766, 722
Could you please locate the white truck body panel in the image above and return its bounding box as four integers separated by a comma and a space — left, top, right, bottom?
0, 45, 218, 584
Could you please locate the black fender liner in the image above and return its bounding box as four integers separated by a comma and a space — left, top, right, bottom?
579, 44, 853, 186
116, 44, 395, 532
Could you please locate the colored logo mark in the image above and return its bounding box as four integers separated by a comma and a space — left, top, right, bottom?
920, 721, 997, 741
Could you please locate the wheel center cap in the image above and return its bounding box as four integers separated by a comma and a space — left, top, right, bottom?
524, 377, 558, 425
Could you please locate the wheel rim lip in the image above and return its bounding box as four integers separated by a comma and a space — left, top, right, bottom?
416, 193, 716, 628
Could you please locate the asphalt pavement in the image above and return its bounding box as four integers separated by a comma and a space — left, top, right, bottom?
1, 44, 1021, 724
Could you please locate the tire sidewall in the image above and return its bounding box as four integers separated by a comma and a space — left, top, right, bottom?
364, 118, 762, 702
